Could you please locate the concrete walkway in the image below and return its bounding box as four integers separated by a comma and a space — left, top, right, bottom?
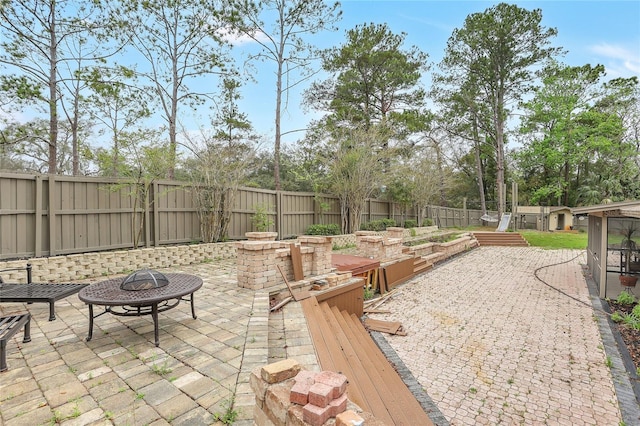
1, 247, 638, 425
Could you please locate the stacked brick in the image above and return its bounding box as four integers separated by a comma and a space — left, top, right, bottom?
298, 236, 332, 276
236, 236, 333, 290
251, 359, 369, 426
0, 242, 237, 283
355, 232, 403, 260
291, 370, 348, 425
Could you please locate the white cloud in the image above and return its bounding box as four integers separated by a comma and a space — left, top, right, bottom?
216, 27, 269, 46
589, 42, 640, 77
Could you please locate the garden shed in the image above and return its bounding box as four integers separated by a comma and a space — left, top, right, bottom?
515, 205, 573, 231
572, 200, 640, 299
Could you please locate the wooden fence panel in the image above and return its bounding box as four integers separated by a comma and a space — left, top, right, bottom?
279, 191, 316, 238
1, 173, 505, 260
155, 181, 199, 245
229, 187, 277, 240
0, 174, 37, 259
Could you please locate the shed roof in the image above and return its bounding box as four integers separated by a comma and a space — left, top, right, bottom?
571, 200, 640, 217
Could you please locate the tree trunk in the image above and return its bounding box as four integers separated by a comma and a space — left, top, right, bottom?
48, 2, 58, 174
494, 98, 505, 218
472, 120, 487, 215
274, 64, 282, 190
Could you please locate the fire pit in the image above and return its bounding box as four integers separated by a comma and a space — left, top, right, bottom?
120, 269, 169, 291
78, 272, 202, 346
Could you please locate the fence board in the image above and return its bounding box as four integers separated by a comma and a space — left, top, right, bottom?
1, 172, 500, 260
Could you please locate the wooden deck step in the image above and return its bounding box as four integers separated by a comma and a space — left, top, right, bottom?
471, 231, 529, 247
301, 297, 434, 425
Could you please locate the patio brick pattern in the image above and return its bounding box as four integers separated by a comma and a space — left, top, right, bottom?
0, 246, 636, 425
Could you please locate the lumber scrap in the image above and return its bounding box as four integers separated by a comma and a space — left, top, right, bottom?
290, 244, 304, 281
364, 318, 407, 336
276, 265, 311, 301
362, 308, 390, 314
270, 296, 293, 312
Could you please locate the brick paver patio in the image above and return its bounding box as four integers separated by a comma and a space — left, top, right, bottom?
368, 247, 628, 425
1, 246, 637, 425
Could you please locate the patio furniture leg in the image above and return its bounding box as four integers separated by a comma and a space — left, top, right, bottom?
152, 303, 159, 347
0, 338, 6, 372
0, 314, 31, 372
22, 317, 31, 343
86, 304, 94, 342
190, 293, 197, 319
48, 301, 56, 321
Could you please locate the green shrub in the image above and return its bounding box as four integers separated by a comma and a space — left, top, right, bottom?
306, 223, 341, 236
617, 292, 636, 306
360, 219, 396, 231
403, 219, 417, 228
251, 204, 274, 231
423, 218, 434, 226
611, 312, 624, 322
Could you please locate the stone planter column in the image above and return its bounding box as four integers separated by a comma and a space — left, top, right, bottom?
355, 232, 384, 259
356, 231, 404, 260
236, 241, 280, 289
386, 227, 405, 240
298, 236, 332, 276
382, 238, 403, 259
245, 232, 278, 241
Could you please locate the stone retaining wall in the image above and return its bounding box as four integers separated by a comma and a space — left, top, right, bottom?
0, 227, 452, 285
0, 242, 237, 283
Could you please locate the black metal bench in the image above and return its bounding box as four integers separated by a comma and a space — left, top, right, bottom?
0, 313, 31, 372
0, 264, 89, 321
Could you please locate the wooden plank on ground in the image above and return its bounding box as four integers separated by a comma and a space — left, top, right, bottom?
383, 257, 415, 291
301, 298, 369, 411
363, 318, 407, 336
343, 311, 434, 425
276, 265, 310, 301
290, 244, 304, 281
302, 297, 434, 426
320, 303, 393, 425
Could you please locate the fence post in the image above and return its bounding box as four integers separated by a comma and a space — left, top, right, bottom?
463, 197, 468, 227
48, 174, 56, 256
145, 182, 152, 247
276, 190, 283, 240
35, 175, 43, 257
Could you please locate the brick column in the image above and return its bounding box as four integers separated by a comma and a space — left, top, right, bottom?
298, 236, 332, 276
385, 227, 404, 240
236, 241, 281, 289
246, 232, 279, 241
356, 233, 403, 260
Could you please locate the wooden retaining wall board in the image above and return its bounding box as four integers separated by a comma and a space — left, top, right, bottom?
314, 280, 365, 317
382, 257, 416, 291
301, 296, 434, 425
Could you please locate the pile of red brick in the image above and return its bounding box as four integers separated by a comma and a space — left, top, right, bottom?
290, 370, 351, 425
251, 359, 368, 426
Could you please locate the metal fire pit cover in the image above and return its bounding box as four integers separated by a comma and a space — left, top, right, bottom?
120, 269, 169, 291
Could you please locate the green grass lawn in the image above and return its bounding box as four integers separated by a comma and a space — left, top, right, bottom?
518, 230, 588, 249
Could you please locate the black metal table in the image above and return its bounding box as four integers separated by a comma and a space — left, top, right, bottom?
78, 273, 202, 347
0, 283, 89, 321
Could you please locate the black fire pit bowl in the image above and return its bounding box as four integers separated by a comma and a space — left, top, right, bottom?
120, 269, 169, 291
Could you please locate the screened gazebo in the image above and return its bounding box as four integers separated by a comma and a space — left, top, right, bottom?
572, 201, 640, 299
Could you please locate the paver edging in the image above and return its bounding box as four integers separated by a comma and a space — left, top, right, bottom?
369, 329, 449, 426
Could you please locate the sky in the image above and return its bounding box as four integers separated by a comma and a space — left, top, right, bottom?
227, 0, 640, 148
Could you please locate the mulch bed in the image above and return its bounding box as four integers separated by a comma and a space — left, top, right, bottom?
608, 299, 640, 371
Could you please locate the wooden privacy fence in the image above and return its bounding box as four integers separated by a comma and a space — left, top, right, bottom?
0, 173, 490, 260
